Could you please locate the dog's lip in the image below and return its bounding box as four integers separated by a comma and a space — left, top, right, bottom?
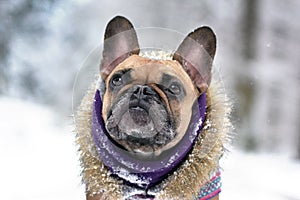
129, 99, 151, 112
107, 105, 148, 125
108, 100, 152, 125
129, 106, 147, 113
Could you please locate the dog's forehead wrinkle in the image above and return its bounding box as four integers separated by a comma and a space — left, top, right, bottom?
115, 68, 132, 75
132, 63, 180, 86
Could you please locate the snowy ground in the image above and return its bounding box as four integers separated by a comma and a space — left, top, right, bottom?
1, 97, 300, 200
0, 98, 85, 200
221, 151, 300, 200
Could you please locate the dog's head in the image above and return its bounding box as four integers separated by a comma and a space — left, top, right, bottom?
100, 16, 216, 156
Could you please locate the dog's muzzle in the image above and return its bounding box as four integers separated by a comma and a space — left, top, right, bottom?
106, 85, 174, 151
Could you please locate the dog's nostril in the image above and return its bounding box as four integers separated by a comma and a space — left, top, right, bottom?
133, 85, 156, 99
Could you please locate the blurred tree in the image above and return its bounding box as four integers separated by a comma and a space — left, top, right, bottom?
0, 0, 60, 96
236, 0, 259, 151
298, 128, 300, 159
298, 73, 300, 159
0, 3, 12, 94
241, 0, 258, 60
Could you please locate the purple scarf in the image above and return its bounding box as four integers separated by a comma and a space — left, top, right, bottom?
92, 89, 206, 189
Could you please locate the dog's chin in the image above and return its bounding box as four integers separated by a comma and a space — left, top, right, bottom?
106, 106, 176, 156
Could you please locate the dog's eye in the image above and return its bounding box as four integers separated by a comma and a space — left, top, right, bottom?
169, 83, 181, 95
111, 74, 123, 87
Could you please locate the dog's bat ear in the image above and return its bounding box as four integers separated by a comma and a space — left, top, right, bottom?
173, 27, 216, 93
100, 16, 140, 80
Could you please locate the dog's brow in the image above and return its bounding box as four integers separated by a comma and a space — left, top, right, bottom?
115, 68, 132, 75
161, 73, 175, 84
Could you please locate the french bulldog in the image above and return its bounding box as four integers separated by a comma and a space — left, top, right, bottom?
100, 16, 215, 157
75, 15, 230, 200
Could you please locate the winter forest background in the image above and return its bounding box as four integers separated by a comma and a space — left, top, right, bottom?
1, 0, 300, 200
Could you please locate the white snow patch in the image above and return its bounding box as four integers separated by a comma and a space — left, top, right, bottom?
221, 149, 300, 200
0, 97, 84, 200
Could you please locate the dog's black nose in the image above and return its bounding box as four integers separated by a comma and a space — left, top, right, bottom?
130, 85, 160, 110
132, 85, 156, 100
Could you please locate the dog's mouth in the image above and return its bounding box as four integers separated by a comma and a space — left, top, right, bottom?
129, 107, 150, 126
106, 93, 176, 155
119, 106, 157, 139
